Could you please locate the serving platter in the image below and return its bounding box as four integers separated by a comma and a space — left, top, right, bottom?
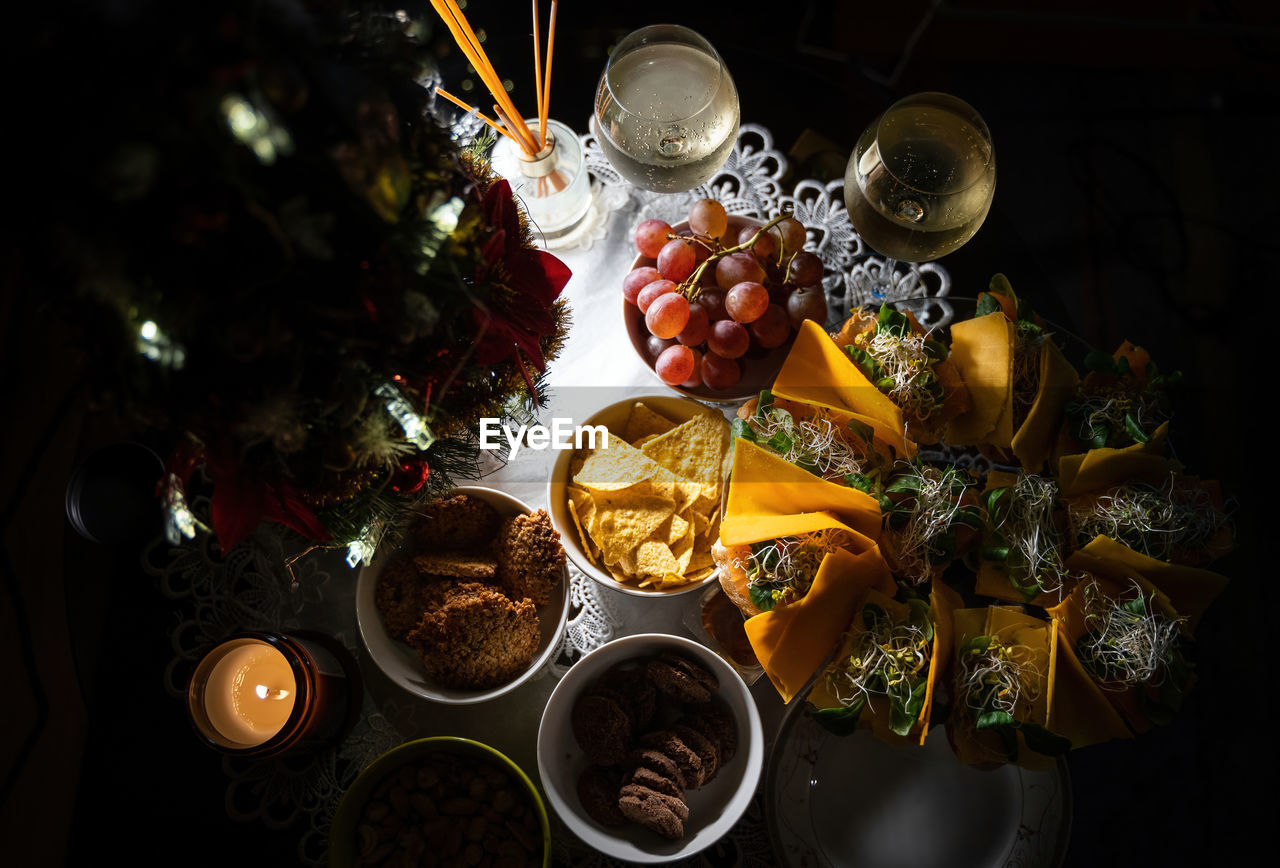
766, 693, 1072, 868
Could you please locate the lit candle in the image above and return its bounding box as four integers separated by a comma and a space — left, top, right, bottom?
201, 641, 297, 746
187, 632, 356, 757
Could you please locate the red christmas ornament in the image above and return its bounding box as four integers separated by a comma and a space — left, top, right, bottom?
390, 460, 430, 495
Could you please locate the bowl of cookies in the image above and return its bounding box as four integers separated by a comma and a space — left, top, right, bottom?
328, 736, 550, 867
535, 633, 763, 863
547, 395, 730, 598
356, 486, 570, 705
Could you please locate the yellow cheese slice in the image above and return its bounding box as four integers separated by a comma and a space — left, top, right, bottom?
772, 319, 910, 452
1011, 339, 1079, 473
744, 546, 896, 703
1056, 422, 1177, 496
947, 311, 1015, 447
720, 440, 881, 547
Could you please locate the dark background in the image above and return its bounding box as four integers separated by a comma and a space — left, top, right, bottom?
3, 1, 1274, 865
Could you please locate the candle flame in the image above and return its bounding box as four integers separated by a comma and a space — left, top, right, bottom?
254, 684, 292, 701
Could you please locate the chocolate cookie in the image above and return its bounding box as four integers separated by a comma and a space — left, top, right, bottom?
596, 665, 658, 728
571, 694, 633, 767
617, 784, 688, 840
639, 730, 703, 790
628, 748, 688, 791
576, 766, 627, 827
644, 653, 716, 704
628, 766, 683, 800
685, 706, 738, 765
673, 723, 720, 785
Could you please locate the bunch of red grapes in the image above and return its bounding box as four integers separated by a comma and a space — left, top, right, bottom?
624, 199, 828, 391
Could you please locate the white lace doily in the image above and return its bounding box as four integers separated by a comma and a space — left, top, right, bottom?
578, 123, 950, 323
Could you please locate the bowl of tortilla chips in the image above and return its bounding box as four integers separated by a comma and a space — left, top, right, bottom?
548, 396, 732, 596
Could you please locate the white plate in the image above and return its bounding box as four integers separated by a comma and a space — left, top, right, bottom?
766, 700, 1071, 868
354, 486, 570, 705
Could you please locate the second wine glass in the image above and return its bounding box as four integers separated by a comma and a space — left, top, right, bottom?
844, 92, 996, 299
592, 24, 739, 194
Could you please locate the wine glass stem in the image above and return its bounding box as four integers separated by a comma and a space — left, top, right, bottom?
874, 257, 898, 299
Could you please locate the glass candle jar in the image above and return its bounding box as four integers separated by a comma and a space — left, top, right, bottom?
488, 118, 592, 244
186, 631, 354, 757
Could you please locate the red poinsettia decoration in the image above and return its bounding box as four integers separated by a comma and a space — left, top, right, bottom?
163, 439, 332, 552
471, 179, 571, 389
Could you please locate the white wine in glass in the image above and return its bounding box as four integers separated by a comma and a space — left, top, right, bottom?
593, 25, 739, 193
844, 92, 995, 268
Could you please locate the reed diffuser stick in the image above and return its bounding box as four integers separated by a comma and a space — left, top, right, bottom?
540, 0, 558, 150
434, 87, 522, 146
429, 0, 539, 154
532, 0, 544, 144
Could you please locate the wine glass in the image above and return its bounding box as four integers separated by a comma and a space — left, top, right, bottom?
843, 92, 995, 303
592, 24, 739, 196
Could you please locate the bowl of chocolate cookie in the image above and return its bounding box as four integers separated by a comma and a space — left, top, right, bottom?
535, 633, 763, 863
355, 486, 571, 705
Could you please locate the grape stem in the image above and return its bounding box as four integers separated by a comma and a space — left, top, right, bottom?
675, 212, 793, 302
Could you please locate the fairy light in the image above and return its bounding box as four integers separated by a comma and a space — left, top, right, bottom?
220, 94, 294, 165
137, 319, 186, 369
346, 522, 381, 568
418, 194, 466, 261
162, 472, 208, 544
375, 382, 436, 450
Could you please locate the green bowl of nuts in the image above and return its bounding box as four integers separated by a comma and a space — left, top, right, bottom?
329, 736, 551, 867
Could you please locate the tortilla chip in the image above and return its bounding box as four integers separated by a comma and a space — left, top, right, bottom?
947, 311, 1015, 447
721, 440, 881, 547
592, 492, 676, 565
574, 433, 680, 496
641, 412, 730, 504
686, 566, 716, 583
566, 486, 600, 558
690, 508, 711, 535
686, 544, 715, 573
617, 547, 637, 575
636, 539, 680, 577
664, 513, 689, 546
624, 401, 678, 443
